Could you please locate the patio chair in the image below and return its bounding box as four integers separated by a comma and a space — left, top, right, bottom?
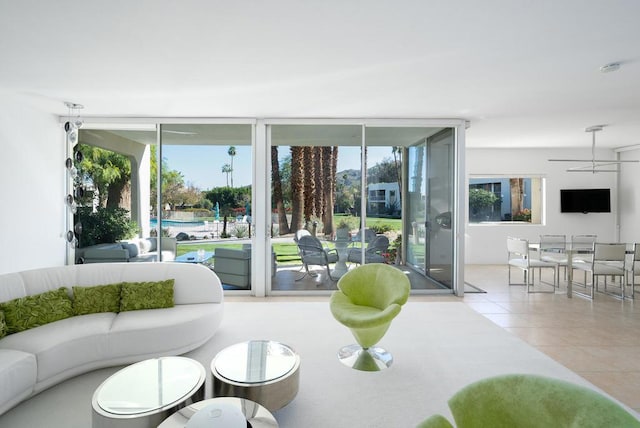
347, 235, 390, 265
351, 228, 376, 245
295, 235, 338, 281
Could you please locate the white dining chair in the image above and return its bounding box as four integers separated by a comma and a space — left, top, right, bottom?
507, 237, 556, 293
569, 234, 597, 286
625, 243, 639, 300
572, 243, 626, 299
539, 234, 568, 287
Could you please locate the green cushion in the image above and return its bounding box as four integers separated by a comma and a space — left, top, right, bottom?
0, 311, 7, 339
120, 279, 175, 312
447, 374, 640, 428
72, 283, 122, 315
0, 287, 73, 334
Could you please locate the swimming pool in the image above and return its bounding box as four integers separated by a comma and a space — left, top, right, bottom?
150, 219, 205, 228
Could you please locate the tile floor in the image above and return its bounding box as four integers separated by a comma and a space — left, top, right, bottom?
230, 263, 640, 413
463, 264, 640, 414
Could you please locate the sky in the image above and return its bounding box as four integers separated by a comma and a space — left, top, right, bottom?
162, 145, 394, 190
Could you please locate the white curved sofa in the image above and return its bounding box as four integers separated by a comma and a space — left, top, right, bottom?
0, 262, 224, 416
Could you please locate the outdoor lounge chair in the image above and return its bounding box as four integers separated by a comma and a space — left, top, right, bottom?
347, 235, 389, 265
296, 235, 338, 281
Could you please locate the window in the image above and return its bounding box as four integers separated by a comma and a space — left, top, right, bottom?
469, 176, 543, 224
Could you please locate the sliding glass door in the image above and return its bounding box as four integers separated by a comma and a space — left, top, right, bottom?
74, 118, 463, 295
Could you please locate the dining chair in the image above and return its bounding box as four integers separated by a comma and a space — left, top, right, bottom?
569, 234, 598, 286
539, 234, 568, 286
507, 237, 556, 293
572, 243, 626, 299
625, 243, 639, 300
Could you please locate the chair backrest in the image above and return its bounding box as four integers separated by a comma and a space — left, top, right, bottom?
294, 229, 311, 243
297, 235, 324, 254
593, 243, 626, 263
571, 234, 597, 251
353, 228, 376, 243
507, 237, 529, 258
337, 264, 410, 309
540, 234, 566, 251
366, 235, 390, 254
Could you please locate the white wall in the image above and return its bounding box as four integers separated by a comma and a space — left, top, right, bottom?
465, 148, 618, 264
0, 94, 66, 274
618, 148, 640, 243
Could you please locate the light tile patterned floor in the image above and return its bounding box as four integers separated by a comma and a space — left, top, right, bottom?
463, 264, 640, 413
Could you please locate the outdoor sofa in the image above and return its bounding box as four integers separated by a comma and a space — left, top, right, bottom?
0, 262, 223, 415
75, 237, 177, 264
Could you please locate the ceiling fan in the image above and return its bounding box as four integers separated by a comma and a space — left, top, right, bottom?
548, 125, 639, 173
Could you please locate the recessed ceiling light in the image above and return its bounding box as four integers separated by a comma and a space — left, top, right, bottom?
600, 62, 620, 73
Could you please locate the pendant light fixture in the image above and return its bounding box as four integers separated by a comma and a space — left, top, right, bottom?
548, 126, 639, 173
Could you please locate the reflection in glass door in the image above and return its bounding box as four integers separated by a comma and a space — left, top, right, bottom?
405, 128, 454, 290
425, 129, 454, 287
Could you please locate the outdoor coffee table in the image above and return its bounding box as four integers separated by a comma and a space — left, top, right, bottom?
92, 356, 205, 428
211, 340, 300, 412
157, 397, 278, 427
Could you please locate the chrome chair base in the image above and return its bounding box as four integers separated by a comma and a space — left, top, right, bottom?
337, 344, 393, 371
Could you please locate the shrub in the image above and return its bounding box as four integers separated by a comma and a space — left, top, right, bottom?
369, 223, 394, 234
235, 224, 249, 238
77, 207, 139, 247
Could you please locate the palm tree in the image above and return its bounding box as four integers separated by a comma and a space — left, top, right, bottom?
303, 146, 315, 224
222, 164, 232, 187
290, 147, 304, 232
314, 147, 324, 220
271, 146, 289, 234
321, 147, 335, 235
228, 146, 237, 187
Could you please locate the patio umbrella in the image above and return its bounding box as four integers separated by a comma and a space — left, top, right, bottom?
214, 202, 220, 221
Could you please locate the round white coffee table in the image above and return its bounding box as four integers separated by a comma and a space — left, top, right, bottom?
92, 356, 205, 428
211, 340, 300, 412
157, 397, 278, 427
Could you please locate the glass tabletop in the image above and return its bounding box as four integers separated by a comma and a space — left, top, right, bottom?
213, 340, 298, 384
96, 357, 205, 415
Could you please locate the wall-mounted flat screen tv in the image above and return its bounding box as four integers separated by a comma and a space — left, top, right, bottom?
560, 188, 611, 213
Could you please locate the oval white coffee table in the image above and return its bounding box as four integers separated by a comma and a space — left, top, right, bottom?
158, 397, 278, 427
211, 340, 300, 412
92, 356, 205, 428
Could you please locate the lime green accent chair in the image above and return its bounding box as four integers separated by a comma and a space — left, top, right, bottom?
417, 374, 640, 428
330, 263, 410, 370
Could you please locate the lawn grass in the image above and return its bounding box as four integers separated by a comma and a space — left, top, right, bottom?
177, 241, 303, 265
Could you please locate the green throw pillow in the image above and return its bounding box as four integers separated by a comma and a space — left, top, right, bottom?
0, 311, 7, 339
120, 279, 175, 312
0, 287, 73, 334
72, 283, 122, 315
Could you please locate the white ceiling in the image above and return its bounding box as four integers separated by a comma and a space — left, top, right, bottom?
1, 0, 639, 149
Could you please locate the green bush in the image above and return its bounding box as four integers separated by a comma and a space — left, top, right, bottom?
369, 223, 394, 234
77, 207, 139, 247
235, 224, 248, 238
